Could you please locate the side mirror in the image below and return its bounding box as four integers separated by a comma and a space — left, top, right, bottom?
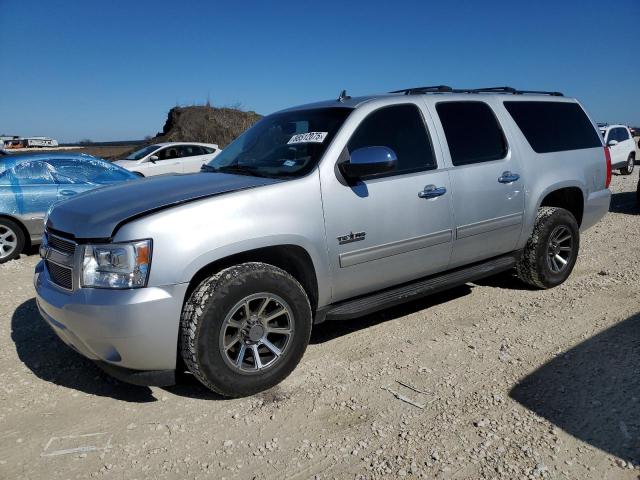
607, 139, 619, 147
148, 155, 159, 163
340, 146, 397, 181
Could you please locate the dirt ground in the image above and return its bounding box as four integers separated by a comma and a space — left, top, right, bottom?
0, 173, 639, 480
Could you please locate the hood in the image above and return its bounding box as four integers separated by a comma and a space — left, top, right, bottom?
46, 172, 281, 239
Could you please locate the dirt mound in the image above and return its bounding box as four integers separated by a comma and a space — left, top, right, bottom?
152, 105, 262, 147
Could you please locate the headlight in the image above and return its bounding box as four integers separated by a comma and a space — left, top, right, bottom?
82, 240, 152, 289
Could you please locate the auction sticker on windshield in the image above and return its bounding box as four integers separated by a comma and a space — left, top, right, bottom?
287, 132, 328, 144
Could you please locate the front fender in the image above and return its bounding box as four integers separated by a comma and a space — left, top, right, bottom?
180, 234, 331, 305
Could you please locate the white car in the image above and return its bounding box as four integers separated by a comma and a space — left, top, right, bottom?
599, 124, 636, 175
114, 142, 221, 177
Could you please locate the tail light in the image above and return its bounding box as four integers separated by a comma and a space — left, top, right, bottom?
604, 146, 612, 188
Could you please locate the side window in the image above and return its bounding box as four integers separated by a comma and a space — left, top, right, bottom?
503, 101, 602, 153
618, 128, 630, 141
348, 104, 436, 174
156, 146, 179, 160
0, 161, 56, 185
436, 101, 507, 166
181, 145, 205, 156
605, 129, 614, 143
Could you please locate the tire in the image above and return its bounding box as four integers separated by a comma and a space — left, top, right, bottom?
180, 262, 312, 397
620, 153, 635, 175
0, 218, 25, 264
516, 207, 579, 289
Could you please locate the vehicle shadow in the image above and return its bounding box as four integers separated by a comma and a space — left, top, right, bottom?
609, 190, 639, 215
471, 269, 537, 291
11, 298, 157, 402
310, 285, 472, 344
10, 298, 234, 402
510, 313, 640, 465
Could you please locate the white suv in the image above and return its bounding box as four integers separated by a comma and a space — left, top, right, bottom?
115, 142, 221, 177
599, 124, 636, 175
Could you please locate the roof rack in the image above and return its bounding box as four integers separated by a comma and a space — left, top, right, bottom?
389, 85, 453, 95
389, 85, 563, 97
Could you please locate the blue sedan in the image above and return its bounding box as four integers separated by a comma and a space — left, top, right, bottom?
0, 152, 138, 263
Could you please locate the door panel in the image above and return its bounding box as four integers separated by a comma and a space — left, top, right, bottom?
430, 100, 524, 268
147, 147, 185, 175
319, 102, 454, 302
322, 171, 454, 301
0, 160, 58, 239
446, 156, 524, 267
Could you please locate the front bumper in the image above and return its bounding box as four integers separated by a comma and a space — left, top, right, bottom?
34, 260, 188, 382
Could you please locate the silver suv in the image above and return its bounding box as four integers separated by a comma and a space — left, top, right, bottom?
35, 86, 611, 397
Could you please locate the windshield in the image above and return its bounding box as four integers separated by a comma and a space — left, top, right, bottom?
205, 107, 352, 178
125, 144, 161, 160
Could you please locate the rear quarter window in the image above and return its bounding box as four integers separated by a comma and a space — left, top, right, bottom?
503, 101, 602, 153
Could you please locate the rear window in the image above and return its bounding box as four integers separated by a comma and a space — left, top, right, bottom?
503, 101, 601, 153
436, 101, 508, 166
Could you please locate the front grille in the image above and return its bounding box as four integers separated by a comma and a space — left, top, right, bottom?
47, 234, 76, 255
46, 260, 73, 290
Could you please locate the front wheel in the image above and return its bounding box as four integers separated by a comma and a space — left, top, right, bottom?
180, 262, 312, 397
620, 154, 635, 175
516, 207, 580, 289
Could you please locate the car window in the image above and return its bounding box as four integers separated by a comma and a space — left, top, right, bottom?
0, 160, 56, 185
618, 128, 630, 141
612, 128, 621, 142
125, 144, 161, 160
348, 104, 436, 175
203, 146, 216, 154
605, 129, 613, 143
436, 101, 507, 166
179, 145, 204, 157
155, 146, 181, 161
503, 101, 602, 153
45, 158, 135, 184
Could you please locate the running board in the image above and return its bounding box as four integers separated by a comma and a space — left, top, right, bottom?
324, 252, 520, 321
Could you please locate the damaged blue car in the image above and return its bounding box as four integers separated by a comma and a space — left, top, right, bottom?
0, 152, 138, 263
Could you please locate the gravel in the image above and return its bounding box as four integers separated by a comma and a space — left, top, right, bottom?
0, 173, 639, 479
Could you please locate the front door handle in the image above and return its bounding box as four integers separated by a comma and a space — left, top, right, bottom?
59, 190, 77, 197
498, 171, 520, 184
418, 185, 447, 199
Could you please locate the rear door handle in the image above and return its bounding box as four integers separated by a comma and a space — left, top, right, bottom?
498, 171, 520, 184
59, 190, 77, 197
418, 185, 447, 199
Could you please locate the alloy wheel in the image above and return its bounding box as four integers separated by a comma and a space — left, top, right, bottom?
546, 225, 573, 273
0, 225, 18, 259
219, 293, 294, 373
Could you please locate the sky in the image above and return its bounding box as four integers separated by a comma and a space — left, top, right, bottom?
1, 0, 639, 143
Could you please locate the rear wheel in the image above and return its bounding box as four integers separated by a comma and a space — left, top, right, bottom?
180, 262, 312, 397
620, 153, 635, 175
516, 207, 579, 289
0, 218, 25, 264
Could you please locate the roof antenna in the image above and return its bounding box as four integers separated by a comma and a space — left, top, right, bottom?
337, 89, 351, 103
